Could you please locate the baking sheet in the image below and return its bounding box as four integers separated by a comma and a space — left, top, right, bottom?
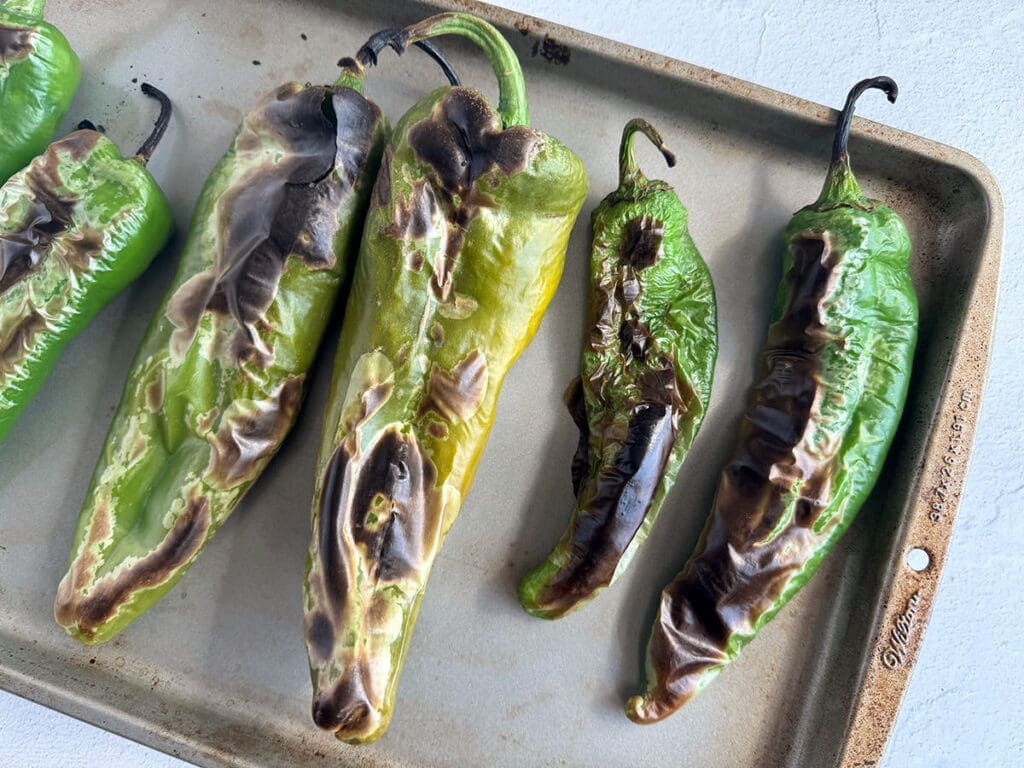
0, 1, 1002, 766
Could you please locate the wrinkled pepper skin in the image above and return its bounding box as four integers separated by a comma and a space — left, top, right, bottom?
519, 119, 717, 620
0, 0, 80, 184
627, 78, 918, 724
303, 13, 588, 744
0, 88, 174, 444
55, 69, 389, 645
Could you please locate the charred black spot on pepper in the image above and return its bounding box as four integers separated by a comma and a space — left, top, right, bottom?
536, 401, 675, 614
408, 89, 536, 197
312, 658, 376, 733
404, 89, 538, 294
621, 216, 665, 269
56, 496, 212, 633
0, 309, 47, 376
417, 349, 488, 422
207, 376, 304, 487
564, 377, 590, 498
1, 138, 104, 296
618, 317, 651, 362
383, 179, 439, 241
305, 611, 335, 663
641, 233, 839, 702
166, 84, 383, 363
320, 429, 440, 592
0, 25, 35, 63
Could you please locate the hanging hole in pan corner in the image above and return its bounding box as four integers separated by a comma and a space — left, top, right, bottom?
906, 547, 931, 572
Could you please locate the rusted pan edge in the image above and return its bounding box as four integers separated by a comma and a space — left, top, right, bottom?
449, 1, 1005, 764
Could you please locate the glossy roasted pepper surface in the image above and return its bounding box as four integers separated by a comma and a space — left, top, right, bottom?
53, 64, 393, 645
627, 78, 918, 724
303, 13, 588, 744
0, 0, 80, 184
519, 119, 717, 620
0, 85, 174, 444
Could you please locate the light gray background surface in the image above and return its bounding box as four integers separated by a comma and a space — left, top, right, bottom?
2, 1, 1021, 766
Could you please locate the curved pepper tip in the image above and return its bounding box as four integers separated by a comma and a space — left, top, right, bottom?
312, 691, 388, 745
624, 692, 669, 724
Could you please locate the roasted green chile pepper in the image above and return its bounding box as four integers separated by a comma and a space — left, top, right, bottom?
0, 0, 80, 184
627, 78, 918, 723
0, 84, 173, 444
303, 13, 588, 744
519, 119, 717, 619
54, 46, 459, 644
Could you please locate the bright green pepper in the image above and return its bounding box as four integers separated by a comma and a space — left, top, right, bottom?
303, 12, 588, 744
0, 0, 80, 184
54, 45, 460, 645
519, 119, 717, 619
627, 78, 918, 724
0, 84, 173, 445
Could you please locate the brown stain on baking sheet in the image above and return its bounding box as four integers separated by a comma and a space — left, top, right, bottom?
55, 495, 212, 637
166, 83, 382, 366
531, 35, 571, 65
636, 233, 844, 720
207, 375, 304, 487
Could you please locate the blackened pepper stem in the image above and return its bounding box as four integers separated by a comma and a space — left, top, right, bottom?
134, 83, 172, 165
354, 31, 461, 88
816, 76, 898, 208
2, 0, 45, 19
619, 118, 676, 190
390, 12, 529, 127
831, 76, 898, 163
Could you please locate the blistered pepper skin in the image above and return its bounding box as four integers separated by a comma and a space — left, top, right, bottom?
0, 0, 80, 184
54, 72, 389, 645
0, 100, 173, 444
519, 119, 717, 620
303, 14, 588, 744
627, 78, 918, 723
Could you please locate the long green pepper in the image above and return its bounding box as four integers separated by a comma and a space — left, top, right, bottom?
519, 119, 717, 620
303, 13, 588, 744
0, 84, 174, 444
0, 0, 80, 184
54, 46, 460, 645
627, 78, 918, 724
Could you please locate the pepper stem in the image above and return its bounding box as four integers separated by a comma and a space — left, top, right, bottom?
372, 13, 529, 128
1, 0, 45, 19
134, 83, 172, 165
619, 118, 676, 190
352, 32, 461, 89
816, 76, 898, 207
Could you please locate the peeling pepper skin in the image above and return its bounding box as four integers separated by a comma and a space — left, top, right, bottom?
0, 85, 173, 445
54, 67, 390, 645
0, 0, 80, 184
519, 119, 717, 620
627, 78, 918, 724
303, 14, 588, 744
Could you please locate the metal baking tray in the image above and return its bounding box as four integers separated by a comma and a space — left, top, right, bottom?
0, 0, 1002, 766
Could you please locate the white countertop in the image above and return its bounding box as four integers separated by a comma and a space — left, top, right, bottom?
2, 1, 1021, 766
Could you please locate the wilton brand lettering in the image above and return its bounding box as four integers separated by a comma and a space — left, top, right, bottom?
881, 591, 922, 670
